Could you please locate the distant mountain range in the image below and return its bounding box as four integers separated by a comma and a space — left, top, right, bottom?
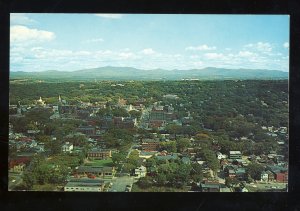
10, 66, 289, 81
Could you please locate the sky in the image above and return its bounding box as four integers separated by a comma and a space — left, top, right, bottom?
10, 13, 289, 72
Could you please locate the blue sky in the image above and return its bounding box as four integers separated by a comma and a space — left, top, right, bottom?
10, 14, 289, 72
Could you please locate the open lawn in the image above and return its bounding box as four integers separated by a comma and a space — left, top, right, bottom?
131, 184, 189, 192
84, 158, 114, 167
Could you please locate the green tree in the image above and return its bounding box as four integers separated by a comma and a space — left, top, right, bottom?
225, 177, 239, 187
160, 141, 177, 153
112, 153, 126, 165
246, 163, 265, 180
137, 176, 152, 189
176, 138, 190, 153
129, 110, 142, 120
190, 163, 203, 183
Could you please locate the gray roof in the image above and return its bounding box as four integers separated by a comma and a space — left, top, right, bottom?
201, 183, 220, 189
77, 166, 113, 173
65, 178, 104, 187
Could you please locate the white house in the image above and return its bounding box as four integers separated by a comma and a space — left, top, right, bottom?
261, 171, 268, 182
134, 166, 147, 178
62, 142, 73, 153
216, 152, 227, 160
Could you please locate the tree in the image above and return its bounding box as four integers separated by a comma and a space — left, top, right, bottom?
160, 141, 177, 153
129, 110, 142, 120
112, 153, 126, 165
137, 176, 152, 189
225, 177, 239, 187
156, 173, 167, 186
190, 163, 203, 183
246, 163, 265, 180
176, 138, 190, 153
22, 171, 36, 189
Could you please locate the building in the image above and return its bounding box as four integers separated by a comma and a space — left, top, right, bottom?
76, 166, 115, 179
229, 151, 242, 160
134, 166, 147, 178
87, 149, 112, 160
266, 165, 288, 183
200, 183, 220, 192
64, 178, 105, 192
266, 170, 275, 182
141, 139, 160, 151
216, 152, 226, 160
62, 142, 73, 153
77, 126, 95, 136
261, 171, 269, 182
113, 117, 137, 129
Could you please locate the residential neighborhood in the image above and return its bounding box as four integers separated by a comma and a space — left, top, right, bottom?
9, 80, 288, 192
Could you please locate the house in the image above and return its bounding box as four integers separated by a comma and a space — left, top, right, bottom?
76, 166, 115, 179
64, 178, 105, 192
156, 153, 179, 162
62, 142, 73, 153
216, 152, 226, 160
87, 149, 112, 160
77, 126, 95, 136
200, 183, 220, 192
10, 163, 25, 172
235, 168, 246, 181
266, 170, 275, 182
134, 166, 147, 178
229, 151, 242, 159
261, 171, 269, 182
224, 166, 236, 178
266, 165, 288, 183
141, 139, 160, 151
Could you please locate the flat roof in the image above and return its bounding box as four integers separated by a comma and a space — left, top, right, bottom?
65, 179, 104, 187
229, 151, 242, 154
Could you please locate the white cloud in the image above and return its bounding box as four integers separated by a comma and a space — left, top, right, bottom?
82, 38, 104, 43
204, 53, 224, 59
238, 51, 257, 58
10, 13, 37, 26
283, 42, 289, 48
245, 42, 272, 53
95, 14, 123, 19
10, 25, 55, 44
185, 44, 216, 51
141, 48, 156, 55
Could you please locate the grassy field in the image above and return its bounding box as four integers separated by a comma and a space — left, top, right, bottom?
84, 158, 114, 167
131, 184, 190, 192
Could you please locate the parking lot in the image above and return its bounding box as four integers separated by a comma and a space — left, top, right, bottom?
109, 176, 134, 192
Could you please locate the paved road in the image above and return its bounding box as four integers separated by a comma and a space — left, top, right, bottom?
245, 181, 287, 192
109, 176, 134, 192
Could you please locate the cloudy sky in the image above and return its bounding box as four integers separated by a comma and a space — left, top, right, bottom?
10, 14, 289, 72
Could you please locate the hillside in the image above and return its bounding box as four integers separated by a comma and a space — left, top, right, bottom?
10, 66, 289, 81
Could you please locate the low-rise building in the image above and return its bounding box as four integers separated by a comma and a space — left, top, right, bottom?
200, 183, 220, 192
76, 166, 115, 179
62, 142, 73, 153
87, 149, 112, 160
64, 178, 105, 192
229, 151, 242, 160
141, 139, 160, 151
134, 166, 147, 178
261, 171, 269, 182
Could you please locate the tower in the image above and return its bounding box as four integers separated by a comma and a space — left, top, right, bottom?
59, 95, 62, 103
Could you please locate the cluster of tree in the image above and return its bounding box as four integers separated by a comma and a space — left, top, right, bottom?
22, 155, 81, 189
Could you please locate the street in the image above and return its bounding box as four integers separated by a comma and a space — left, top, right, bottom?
109, 176, 134, 192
